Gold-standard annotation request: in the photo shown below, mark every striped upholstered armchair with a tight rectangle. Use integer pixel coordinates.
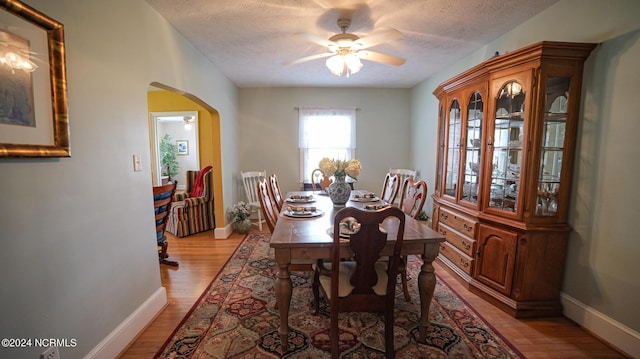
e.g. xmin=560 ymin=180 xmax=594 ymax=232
xmin=171 ymin=168 xmax=215 ymax=237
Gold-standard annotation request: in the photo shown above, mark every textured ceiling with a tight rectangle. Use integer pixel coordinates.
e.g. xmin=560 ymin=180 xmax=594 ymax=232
xmin=145 ymin=0 xmax=559 ymax=88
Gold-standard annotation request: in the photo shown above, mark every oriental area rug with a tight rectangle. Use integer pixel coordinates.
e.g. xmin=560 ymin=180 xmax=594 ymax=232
xmin=155 ymin=233 xmax=523 ymax=358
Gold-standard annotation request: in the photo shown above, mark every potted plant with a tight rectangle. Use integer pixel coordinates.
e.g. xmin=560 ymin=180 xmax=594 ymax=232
xmin=160 ymin=134 xmax=179 ymax=181
xmin=417 ymin=210 xmax=430 ymax=225
xmin=228 ymin=201 xmax=251 ymax=234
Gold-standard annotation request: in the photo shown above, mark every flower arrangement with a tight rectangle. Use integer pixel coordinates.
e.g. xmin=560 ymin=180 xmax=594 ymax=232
xmin=319 ymin=157 xmax=362 ymax=180
xmin=227 ymin=201 xmax=250 ymax=222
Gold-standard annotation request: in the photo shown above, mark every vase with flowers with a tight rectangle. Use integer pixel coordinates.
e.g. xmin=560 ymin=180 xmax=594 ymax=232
xmin=319 ymin=157 xmax=362 ymax=207
xmin=228 ymin=201 xmax=251 ymax=234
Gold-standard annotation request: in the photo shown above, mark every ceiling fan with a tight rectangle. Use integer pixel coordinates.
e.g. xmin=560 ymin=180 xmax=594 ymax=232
xmin=285 ymin=18 xmax=406 ymax=77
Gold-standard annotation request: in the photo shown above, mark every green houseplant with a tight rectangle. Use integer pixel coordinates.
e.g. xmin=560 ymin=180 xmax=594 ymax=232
xmin=160 ymin=134 xmax=179 ymax=181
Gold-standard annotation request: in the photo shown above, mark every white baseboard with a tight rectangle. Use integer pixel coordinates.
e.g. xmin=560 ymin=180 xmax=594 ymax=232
xmin=214 ymin=224 xmax=233 ymax=239
xmin=84 ymin=287 xmax=167 ymax=359
xmin=561 ymin=292 xmax=639 ymax=358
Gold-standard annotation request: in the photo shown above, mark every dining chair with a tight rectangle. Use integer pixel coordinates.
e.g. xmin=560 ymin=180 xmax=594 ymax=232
xmin=398 ymin=178 xmax=428 ymax=219
xmin=259 ymin=179 xmax=313 ymax=302
xmin=380 ymin=172 xmax=401 ymax=205
xmin=312 ymin=206 xmax=405 ymax=359
xmin=389 ymin=168 xmax=416 ymax=205
xmin=257 ymin=178 xmax=280 ymax=233
xmin=241 ymin=170 xmax=267 ymax=231
xmin=310 ymin=168 xmax=332 ymax=192
xmin=268 ymin=173 xmax=284 ymax=212
xmin=153 ymin=181 xmax=178 ymax=266
xmin=396 ymin=177 xmax=428 ymax=301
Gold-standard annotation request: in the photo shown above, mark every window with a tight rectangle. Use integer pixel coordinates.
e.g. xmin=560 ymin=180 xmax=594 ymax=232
xmin=298 ymin=108 xmax=356 ymax=182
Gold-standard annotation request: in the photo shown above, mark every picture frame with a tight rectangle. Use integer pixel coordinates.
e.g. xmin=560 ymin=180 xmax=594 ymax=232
xmin=176 ymin=140 xmax=188 ymax=155
xmin=0 ymin=0 xmax=70 ymax=157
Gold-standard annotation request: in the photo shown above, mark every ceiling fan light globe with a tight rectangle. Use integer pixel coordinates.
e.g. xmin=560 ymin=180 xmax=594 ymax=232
xmin=344 ymin=53 xmax=362 ymax=74
xmin=326 ymin=55 xmax=346 ymax=76
xmin=326 ymin=53 xmax=362 ymax=77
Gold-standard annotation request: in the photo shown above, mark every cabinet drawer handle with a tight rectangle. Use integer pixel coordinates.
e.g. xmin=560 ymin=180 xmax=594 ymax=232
xmin=439 ymin=229 xmax=447 ymax=236
xmin=441 ymin=213 xmax=448 ymax=220
xmin=462 ymin=241 xmax=470 ymax=250
xmin=439 ymin=244 xmax=446 ymax=251
xmin=460 ymin=259 xmax=469 ymax=267
xmin=463 ymin=223 xmax=472 ymax=231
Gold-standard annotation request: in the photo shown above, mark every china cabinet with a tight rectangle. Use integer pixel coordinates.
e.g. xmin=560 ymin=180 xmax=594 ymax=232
xmin=432 ymin=41 xmax=595 ymax=317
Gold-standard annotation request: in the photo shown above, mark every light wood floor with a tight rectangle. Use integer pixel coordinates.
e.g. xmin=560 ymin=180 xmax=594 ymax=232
xmin=118 ymin=228 xmax=629 ymax=359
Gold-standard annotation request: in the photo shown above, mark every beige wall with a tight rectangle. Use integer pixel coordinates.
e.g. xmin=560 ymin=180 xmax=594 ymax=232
xmin=238 ymin=87 xmax=412 ymax=198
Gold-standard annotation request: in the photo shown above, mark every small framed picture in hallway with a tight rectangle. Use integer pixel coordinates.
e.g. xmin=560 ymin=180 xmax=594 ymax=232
xmin=176 ymin=140 xmax=189 ymax=155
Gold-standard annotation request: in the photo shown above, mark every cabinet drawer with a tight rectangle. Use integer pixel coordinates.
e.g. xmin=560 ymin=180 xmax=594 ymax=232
xmin=439 ymin=208 xmax=477 ymax=237
xmin=439 ymin=241 xmax=474 ymax=275
xmin=437 ymin=222 xmax=475 ymax=257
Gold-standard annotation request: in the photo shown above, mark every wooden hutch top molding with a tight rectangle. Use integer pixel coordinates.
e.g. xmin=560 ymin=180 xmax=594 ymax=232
xmin=434 ymin=41 xmax=597 ymax=95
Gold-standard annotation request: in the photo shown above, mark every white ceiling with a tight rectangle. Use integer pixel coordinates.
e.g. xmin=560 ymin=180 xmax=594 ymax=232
xmin=145 ymin=0 xmax=559 ymax=88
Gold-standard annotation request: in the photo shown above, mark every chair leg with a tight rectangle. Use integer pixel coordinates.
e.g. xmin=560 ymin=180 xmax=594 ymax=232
xmin=312 ymin=267 xmax=320 ymax=315
xmin=385 ymin=311 xmax=395 ymax=359
xmin=400 ymin=256 xmax=411 ymax=302
xmin=401 ymin=271 xmax=411 ymax=303
xmin=331 ymin=307 xmax=339 ymax=359
xmin=257 ymin=207 xmax=263 ymax=231
xmin=159 ymin=242 xmax=179 ymax=267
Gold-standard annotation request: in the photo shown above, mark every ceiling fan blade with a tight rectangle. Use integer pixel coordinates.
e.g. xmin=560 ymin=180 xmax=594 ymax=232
xmin=354 ymin=28 xmax=402 ymax=50
xmin=284 ymin=52 xmax=334 ymax=66
xmin=296 ymin=32 xmax=336 ymax=48
xmin=357 ymin=50 xmax=406 ymax=66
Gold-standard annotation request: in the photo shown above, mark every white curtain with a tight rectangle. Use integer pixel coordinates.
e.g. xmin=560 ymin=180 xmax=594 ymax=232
xmin=298 ymin=108 xmax=356 ymax=182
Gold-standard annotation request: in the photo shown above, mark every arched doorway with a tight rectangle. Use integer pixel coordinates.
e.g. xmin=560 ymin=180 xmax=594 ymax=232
xmin=147 ymin=83 xmax=225 ymax=233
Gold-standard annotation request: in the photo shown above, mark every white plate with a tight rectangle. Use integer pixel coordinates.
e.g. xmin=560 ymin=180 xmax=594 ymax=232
xmin=283 ymin=209 xmax=324 ymax=218
xmin=351 ymin=196 xmax=380 ymax=202
xmin=286 ymin=197 xmax=315 ymax=203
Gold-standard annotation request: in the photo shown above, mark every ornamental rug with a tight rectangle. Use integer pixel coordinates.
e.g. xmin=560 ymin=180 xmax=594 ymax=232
xmin=155 ymin=233 xmax=523 ymax=359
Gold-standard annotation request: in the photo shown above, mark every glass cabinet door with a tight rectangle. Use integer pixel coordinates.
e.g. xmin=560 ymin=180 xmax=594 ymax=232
xmin=489 ymin=81 xmax=525 ymax=213
xmin=461 ymin=92 xmax=483 ymax=204
xmin=444 ymin=100 xmax=461 ymax=197
xmin=536 ymin=77 xmax=570 ymax=216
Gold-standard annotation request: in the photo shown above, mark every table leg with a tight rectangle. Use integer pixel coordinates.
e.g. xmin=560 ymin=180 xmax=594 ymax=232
xmin=275 ymin=261 xmax=292 ymax=352
xmin=417 ymin=244 xmax=439 ymax=342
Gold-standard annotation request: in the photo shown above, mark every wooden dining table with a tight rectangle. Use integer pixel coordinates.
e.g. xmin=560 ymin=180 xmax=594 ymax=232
xmin=269 ymin=190 xmax=445 ymax=351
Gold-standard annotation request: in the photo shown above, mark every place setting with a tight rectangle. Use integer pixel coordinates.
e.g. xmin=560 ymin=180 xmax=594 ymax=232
xmin=326 ymin=217 xmax=361 ymax=239
xmin=285 ymin=194 xmax=315 ymax=203
xmin=283 ymin=205 xmax=323 ymax=218
xmin=350 ymin=192 xmax=380 ymax=202
xmin=363 ymin=202 xmax=391 ymax=211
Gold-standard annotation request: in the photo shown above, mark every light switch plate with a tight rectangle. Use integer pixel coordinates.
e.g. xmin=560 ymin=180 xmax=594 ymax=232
xmin=133 ymin=154 xmax=142 ymax=172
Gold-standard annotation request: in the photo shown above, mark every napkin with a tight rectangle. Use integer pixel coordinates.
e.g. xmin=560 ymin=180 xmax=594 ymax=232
xmin=287 ymin=205 xmax=316 ymax=213
xmin=364 ymin=203 xmax=390 ymax=210
xmin=354 ymin=192 xmax=376 ymax=199
xmin=289 ymin=194 xmax=314 ymax=200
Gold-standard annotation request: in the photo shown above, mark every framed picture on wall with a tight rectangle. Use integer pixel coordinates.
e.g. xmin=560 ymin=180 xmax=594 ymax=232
xmin=0 ymin=0 xmax=70 ymax=157
xmin=176 ymin=140 xmax=188 ymax=155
